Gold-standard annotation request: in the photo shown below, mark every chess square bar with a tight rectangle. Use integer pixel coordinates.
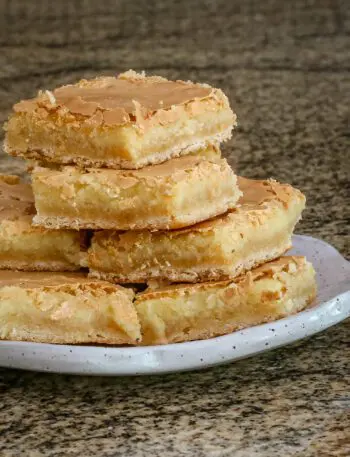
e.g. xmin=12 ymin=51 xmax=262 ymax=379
xmin=0 ymin=175 xmax=84 ymax=271
xmin=4 ymin=70 xmax=236 ymax=169
xmin=88 ymin=177 xmax=305 ymax=283
xmin=31 ymin=155 xmax=241 ymax=231
xmin=135 ymin=256 xmax=316 ymax=345
xmin=0 ymin=271 xmax=140 ymax=345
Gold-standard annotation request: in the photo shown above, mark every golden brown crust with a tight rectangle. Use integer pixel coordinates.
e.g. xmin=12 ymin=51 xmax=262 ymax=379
xmin=11 ymin=70 xmax=228 ymax=129
xmin=237 ymin=176 xmax=299 ymax=208
xmin=135 ymin=256 xmax=317 ymax=345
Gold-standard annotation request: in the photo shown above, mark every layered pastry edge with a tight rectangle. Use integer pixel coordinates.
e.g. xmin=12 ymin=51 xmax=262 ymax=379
xmin=30 ymin=155 xmax=241 ymax=230
xmin=4 ymin=70 xmax=236 ymax=169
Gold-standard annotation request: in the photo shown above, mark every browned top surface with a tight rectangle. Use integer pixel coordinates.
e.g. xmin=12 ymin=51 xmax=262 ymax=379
xmin=12 ymin=71 xmax=215 ymax=127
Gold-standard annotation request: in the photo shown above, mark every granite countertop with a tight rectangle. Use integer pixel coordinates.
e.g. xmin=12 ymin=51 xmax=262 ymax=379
xmin=0 ymin=1 xmax=349 ymax=456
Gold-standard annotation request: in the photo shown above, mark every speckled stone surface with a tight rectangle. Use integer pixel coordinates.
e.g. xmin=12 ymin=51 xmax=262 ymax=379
xmin=0 ymin=1 xmax=349 ymax=456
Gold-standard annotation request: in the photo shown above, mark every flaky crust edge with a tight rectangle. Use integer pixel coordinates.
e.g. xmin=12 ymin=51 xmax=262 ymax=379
xmin=32 ymin=195 xmax=241 ymax=231
xmin=4 ymin=127 xmax=233 ymax=169
xmin=88 ymin=242 xmax=291 ymax=283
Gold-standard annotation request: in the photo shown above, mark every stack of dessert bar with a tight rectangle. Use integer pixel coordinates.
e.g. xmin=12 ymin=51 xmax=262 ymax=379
xmin=0 ymin=71 xmax=316 ymax=346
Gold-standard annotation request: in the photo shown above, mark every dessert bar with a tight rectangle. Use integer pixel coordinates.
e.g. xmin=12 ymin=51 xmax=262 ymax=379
xmin=88 ymin=177 xmax=305 ymax=282
xmin=5 ymin=71 xmax=236 ymax=169
xmin=135 ymin=256 xmax=316 ymax=345
xmin=31 ymin=156 xmax=241 ymax=230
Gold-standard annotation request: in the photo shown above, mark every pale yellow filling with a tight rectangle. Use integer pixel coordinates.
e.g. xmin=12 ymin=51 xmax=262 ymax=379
xmin=135 ymin=260 xmax=316 ymax=344
xmin=89 ymin=230 xmax=221 ymax=274
xmin=33 ymin=175 xmax=173 ymax=222
xmin=0 ymin=220 xmax=82 ymax=269
xmin=88 ymin=194 xmax=304 ymax=280
xmin=6 ymin=107 xmax=233 ymax=166
xmin=0 ymin=285 xmax=140 ymax=344
xmin=32 ymin=160 xmax=239 ymax=229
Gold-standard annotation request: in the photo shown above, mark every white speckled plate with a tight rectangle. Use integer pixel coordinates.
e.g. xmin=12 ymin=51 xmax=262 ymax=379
xmin=1 ymin=235 xmax=349 ymax=376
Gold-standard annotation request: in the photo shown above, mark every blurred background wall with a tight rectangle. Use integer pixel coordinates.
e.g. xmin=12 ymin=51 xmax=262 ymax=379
xmin=0 ymin=0 xmax=349 ymax=254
